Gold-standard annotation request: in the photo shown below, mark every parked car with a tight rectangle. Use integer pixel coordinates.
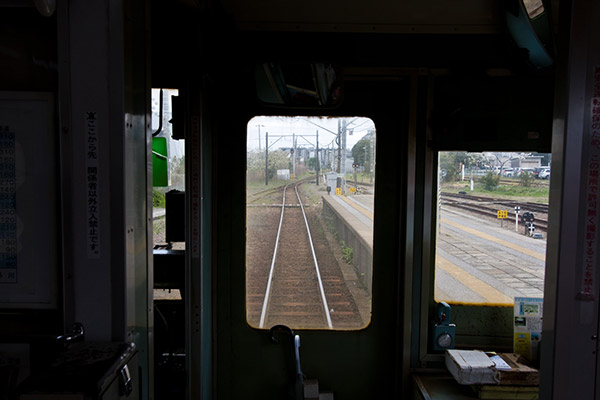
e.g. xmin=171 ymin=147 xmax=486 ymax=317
xmin=538 ymin=169 xmax=550 ymax=179
xmin=501 ymin=168 xmax=514 ymax=177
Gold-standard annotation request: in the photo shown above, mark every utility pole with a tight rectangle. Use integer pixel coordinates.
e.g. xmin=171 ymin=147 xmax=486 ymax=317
xmin=292 ymin=133 xmax=296 ymax=178
xmin=364 ymin=143 xmax=368 ymax=183
xmin=337 ymin=119 xmax=342 ymax=173
xmin=256 ymin=124 xmax=263 ymax=150
xmin=370 ymin=130 xmax=375 ymax=183
xmin=265 ymin=132 xmax=269 ymax=186
xmin=341 ymin=119 xmax=347 ymax=176
xmin=316 ymin=130 xmax=319 ymax=185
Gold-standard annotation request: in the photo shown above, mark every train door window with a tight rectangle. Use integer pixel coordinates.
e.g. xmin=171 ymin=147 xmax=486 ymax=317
xmin=151 ymin=88 xmax=184 ymax=300
xmin=434 ymin=151 xmax=550 ymax=306
xmin=246 ymin=116 xmax=375 ymax=330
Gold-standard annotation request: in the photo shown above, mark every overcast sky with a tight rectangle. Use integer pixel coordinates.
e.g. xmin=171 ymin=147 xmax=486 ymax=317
xmin=247 ymin=116 xmax=375 ymax=152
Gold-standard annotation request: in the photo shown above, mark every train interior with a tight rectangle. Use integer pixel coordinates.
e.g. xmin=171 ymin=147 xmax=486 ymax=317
xmin=1 ymin=0 xmax=599 ymax=398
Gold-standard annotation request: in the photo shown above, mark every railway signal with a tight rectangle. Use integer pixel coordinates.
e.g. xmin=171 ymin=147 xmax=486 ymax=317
xmin=522 ymin=212 xmax=535 ymax=223
xmin=515 ymin=206 xmax=520 ymax=231
xmin=520 ymin=212 xmax=535 ymax=234
xmin=525 ymin=221 xmax=536 ymax=236
xmin=497 ymin=210 xmax=508 ymax=227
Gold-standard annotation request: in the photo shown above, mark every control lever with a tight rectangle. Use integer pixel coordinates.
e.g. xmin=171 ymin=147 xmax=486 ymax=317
xmin=269 ymin=325 xmax=304 ymax=400
xmin=294 ymin=334 xmax=304 ymax=387
xmin=56 ymin=322 xmax=85 ymax=345
xmin=119 ymin=364 xmax=133 ymax=396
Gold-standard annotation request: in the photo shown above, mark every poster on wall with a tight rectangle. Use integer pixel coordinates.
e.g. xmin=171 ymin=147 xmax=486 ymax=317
xmin=0 ymin=92 xmax=58 ymax=308
xmin=514 ymin=297 xmax=543 ymax=361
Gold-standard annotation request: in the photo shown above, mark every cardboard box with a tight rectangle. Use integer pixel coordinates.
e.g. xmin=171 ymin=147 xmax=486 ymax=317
xmin=445 ymin=350 xmax=499 ymax=385
xmin=495 ymin=353 xmax=539 ymax=386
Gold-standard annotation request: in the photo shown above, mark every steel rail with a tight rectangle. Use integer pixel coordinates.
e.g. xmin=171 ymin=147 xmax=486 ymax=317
xmin=258 ymin=183 xmax=289 ymax=329
xmin=258 ymin=181 xmax=333 ymax=329
xmin=294 ymin=184 xmax=333 ymax=329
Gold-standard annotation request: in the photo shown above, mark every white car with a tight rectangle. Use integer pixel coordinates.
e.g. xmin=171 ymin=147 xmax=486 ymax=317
xmin=538 ymin=169 xmax=550 ymax=179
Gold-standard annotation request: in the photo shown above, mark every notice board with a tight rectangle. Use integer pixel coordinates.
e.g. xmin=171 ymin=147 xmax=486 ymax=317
xmin=0 ymin=92 xmax=58 ymax=308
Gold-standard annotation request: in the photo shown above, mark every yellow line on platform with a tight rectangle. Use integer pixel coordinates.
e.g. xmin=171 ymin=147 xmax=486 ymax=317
xmin=336 ymin=195 xmax=374 ymax=220
xmin=441 ymin=217 xmax=545 ymax=261
xmin=436 ymin=255 xmax=514 ymax=305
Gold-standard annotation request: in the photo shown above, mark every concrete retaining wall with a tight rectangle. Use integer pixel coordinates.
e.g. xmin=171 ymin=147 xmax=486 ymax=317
xmin=322 ymin=196 xmax=373 ymax=295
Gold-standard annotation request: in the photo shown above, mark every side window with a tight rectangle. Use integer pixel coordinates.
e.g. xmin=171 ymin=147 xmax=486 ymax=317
xmin=151 ymin=88 xmax=184 ymax=300
xmin=435 ymin=152 xmax=550 ymax=305
xmin=246 ymin=116 xmax=375 ymax=330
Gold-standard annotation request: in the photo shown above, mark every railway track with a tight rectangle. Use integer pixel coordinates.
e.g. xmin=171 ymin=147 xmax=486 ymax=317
xmin=247 ymin=176 xmax=316 ymax=205
xmin=441 ymin=192 xmax=548 ymax=213
xmin=440 ymin=192 xmax=548 ymax=232
xmin=346 ymin=180 xmax=374 ymax=195
xmin=246 ymin=181 xmax=363 ymax=330
xmin=259 ymin=182 xmax=332 ymax=329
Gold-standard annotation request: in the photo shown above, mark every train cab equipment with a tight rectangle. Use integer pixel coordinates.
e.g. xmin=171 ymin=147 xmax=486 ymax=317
xmin=431 ymin=302 xmax=456 ymax=352
xmin=2 ymin=0 xmax=600 ymax=399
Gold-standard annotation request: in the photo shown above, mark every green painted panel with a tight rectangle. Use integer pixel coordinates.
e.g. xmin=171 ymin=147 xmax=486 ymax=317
xmin=152 ymin=137 xmax=168 ymax=186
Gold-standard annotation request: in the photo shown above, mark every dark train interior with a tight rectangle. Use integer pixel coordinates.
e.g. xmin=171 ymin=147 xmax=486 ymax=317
xmin=1 ymin=0 xmax=599 ymax=399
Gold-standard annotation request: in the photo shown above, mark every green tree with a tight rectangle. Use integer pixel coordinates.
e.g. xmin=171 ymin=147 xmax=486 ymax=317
xmin=519 ymin=171 xmax=534 ymax=187
xmin=488 ymin=152 xmax=521 ymax=176
xmin=482 ymin=172 xmax=500 ymax=191
xmin=439 ymin=152 xmax=459 ymax=182
xmin=439 ymin=152 xmax=486 ymax=182
xmin=153 ymin=189 xmax=166 ymax=207
xmin=351 ymin=137 xmax=372 ymax=173
xmin=247 ymin=149 xmax=290 ymax=181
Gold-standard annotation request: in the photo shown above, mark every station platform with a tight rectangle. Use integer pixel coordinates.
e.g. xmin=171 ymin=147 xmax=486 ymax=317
xmin=321 ymin=194 xmax=374 ymax=294
xmin=321 ymin=194 xmax=373 ymax=243
xmin=321 ymin=192 xmax=547 ymax=305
